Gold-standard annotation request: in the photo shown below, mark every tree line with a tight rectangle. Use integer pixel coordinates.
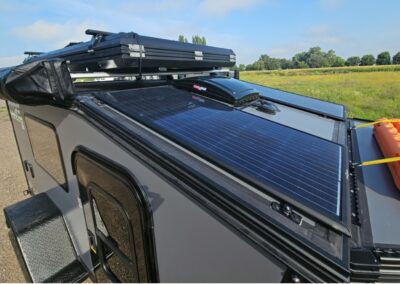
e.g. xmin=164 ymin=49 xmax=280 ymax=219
xmin=239 ymin=47 xmax=400 ymax=71
xmin=178 ymin=34 xmax=207 ymax=45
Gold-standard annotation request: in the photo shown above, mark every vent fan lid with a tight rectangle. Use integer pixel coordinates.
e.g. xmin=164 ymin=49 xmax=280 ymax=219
xmin=173 ymin=76 xmax=260 ymax=106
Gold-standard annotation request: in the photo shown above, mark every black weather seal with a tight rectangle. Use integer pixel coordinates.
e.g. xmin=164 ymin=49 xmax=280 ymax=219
xmin=348 ymin=120 xmax=373 ymax=246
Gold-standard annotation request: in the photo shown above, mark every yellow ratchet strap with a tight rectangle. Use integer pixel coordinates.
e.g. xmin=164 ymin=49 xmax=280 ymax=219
xmin=90 ymin=245 xmax=97 ymax=254
xmin=355 ymin=119 xmax=400 ymax=129
xmin=355 ymin=157 xmax=400 ymax=167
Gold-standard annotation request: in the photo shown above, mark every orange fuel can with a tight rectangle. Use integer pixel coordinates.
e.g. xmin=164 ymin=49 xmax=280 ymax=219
xmin=373 ymin=119 xmax=400 ymax=190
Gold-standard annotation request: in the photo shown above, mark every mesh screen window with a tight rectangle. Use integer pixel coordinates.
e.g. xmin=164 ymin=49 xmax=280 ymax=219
xmin=25 ymin=115 xmax=67 ymax=190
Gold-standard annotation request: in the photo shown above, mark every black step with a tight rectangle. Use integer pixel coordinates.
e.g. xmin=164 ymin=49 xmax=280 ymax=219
xmin=4 ymin=193 xmax=88 ymax=283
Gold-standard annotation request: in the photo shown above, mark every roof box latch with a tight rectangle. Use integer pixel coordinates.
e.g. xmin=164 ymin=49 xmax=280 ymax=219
xmin=128 ymin=44 xmax=145 ymax=58
xmin=194 ymin=51 xmax=203 ymax=61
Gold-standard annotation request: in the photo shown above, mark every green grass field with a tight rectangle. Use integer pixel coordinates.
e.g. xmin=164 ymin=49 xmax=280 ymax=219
xmin=241 ymin=65 xmax=400 ymax=120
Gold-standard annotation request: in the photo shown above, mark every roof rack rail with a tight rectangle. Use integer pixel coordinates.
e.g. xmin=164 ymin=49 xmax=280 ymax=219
xmin=65 ymin=42 xmax=83 ymax=47
xmin=24 ymin=51 xmax=44 ymax=56
xmin=85 ymin=29 xmax=113 ymax=37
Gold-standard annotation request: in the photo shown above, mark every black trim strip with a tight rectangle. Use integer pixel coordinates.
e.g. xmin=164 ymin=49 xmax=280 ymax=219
xmin=348 ymin=121 xmax=374 ymax=247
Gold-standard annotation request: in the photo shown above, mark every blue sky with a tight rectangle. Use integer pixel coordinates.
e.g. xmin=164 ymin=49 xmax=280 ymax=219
xmin=1 ymin=0 xmax=399 ymax=67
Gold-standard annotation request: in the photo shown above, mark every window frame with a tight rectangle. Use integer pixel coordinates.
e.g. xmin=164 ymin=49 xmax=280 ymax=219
xmin=72 ymin=146 xmax=159 ymax=282
xmin=88 ymin=182 xmax=139 ymax=282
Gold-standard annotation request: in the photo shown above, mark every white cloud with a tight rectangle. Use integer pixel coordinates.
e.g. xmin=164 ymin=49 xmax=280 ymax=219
xmin=199 ymin=0 xmax=263 ymax=16
xmin=12 ymin=20 xmax=109 ymax=49
xmin=0 ymin=55 xmax=25 ymax=67
xmin=4 ymin=0 xmax=268 ymax=64
xmin=13 ymin=20 xmax=70 ymax=41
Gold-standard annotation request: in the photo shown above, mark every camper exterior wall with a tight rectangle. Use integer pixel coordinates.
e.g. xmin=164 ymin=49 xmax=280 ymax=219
xmin=8 ymin=102 xmax=286 ymax=282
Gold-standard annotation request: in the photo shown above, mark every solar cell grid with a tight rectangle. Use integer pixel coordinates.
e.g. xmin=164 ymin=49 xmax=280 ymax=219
xmin=94 ymin=86 xmax=343 ymax=220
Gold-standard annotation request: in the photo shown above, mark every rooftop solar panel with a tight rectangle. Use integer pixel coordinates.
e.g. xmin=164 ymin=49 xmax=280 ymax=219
xmin=94 ymin=86 xmax=343 ymax=220
xmin=245 ymin=82 xmax=346 ymax=120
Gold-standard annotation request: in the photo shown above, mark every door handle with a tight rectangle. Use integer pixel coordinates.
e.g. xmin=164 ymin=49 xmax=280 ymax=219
xmin=23 ymin=160 xmax=35 ymax=178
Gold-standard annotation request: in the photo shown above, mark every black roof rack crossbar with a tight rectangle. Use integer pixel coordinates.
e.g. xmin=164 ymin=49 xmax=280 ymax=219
xmin=24 ymin=51 xmax=44 ymax=56
xmin=85 ymin=29 xmax=113 ymax=37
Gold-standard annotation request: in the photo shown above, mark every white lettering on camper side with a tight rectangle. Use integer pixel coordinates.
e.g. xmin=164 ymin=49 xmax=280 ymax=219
xmin=8 ymin=101 xmax=25 ymax=130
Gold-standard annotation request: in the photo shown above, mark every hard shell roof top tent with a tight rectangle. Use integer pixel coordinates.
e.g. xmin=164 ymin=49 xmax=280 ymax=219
xmin=1 ymin=29 xmax=400 ymax=282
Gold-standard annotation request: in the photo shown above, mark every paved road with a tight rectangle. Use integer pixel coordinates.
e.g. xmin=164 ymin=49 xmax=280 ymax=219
xmin=0 ymin=100 xmax=27 ymax=282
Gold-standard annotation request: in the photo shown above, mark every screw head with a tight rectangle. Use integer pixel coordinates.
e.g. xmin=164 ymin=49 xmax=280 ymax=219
xmin=292 ymin=275 xmax=301 ymax=283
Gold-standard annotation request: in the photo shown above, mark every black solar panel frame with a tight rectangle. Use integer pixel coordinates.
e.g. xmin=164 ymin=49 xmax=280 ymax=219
xmin=92 ymin=86 xmax=350 ymax=234
xmin=154 ymin=110 xmax=348 ymax=221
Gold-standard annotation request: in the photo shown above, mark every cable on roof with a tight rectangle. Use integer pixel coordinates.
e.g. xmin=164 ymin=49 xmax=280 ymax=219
xmin=353 ymin=156 xmax=400 ymax=167
xmin=354 ymin=119 xmax=400 ymax=129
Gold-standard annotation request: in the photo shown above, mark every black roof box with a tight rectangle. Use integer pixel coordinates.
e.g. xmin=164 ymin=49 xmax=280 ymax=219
xmin=173 ymin=76 xmax=260 ymax=106
xmin=25 ymin=30 xmax=236 ymax=73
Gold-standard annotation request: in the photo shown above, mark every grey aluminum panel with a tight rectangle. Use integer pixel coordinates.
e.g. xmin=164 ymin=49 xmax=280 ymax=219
xmin=242 ymin=102 xmax=336 ymax=140
xmin=354 ymin=124 xmax=400 ymax=245
xmin=245 ymin=82 xmax=345 ymax=120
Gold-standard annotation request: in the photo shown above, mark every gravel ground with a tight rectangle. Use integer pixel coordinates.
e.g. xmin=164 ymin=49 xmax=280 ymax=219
xmin=0 ymin=100 xmax=27 ymax=282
